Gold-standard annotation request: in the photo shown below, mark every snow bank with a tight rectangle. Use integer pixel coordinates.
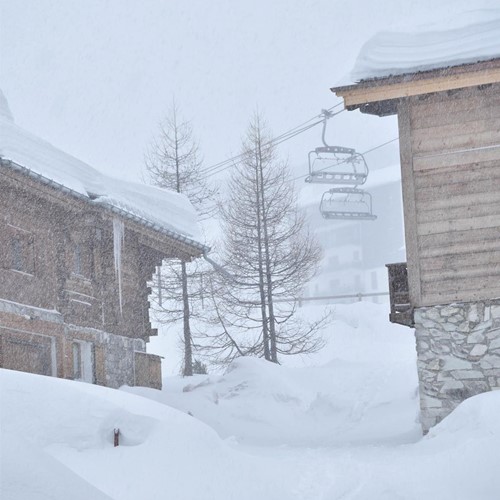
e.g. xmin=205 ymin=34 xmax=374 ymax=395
xmin=130 ymin=302 xmax=421 ymax=447
xmin=2 ymin=432 xmax=113 ymax=500
xmin=4 ymin=300 xmax=500 ymax=499
xmin=132 ymin=301 xmax=500 ymax=499
xmin=338 ymin=391 xmax=500 ymax=500
xmin=0 ymin=368 xmax=294 ymax=500
xmin=0 ymin=90 xmax=202 ymax=244
xmin=351 ymin=10 xmax=500 ymax=82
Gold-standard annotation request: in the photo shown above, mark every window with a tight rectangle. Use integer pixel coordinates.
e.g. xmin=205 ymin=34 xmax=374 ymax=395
xmin=11 ymin=237 xmax=24 ymax=271
xmin=8 ymin=226 xmax=35 ymax=274
xmin=71 ymin=240 xmax=92 ymax=278
xmin=3 ymin=333 xmax=54 ymax=377
xmin=73 ymin=243 xmax=83 ymax=275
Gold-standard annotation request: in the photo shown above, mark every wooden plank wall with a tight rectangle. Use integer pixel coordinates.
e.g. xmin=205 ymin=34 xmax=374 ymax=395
xmin=403 ymin=84 xmax=500 ymax=306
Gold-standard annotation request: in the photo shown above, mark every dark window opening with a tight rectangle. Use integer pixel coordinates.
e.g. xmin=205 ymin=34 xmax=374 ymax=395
xmin=71 ymin=239 xmax=93 ymax=279
xmin=9 ymin=229 xmax=35 ymax=274
xmin=73 ymin=243 xmax=83 ymax=275
xmin=11 ymin=238 xmax=24 ymax=271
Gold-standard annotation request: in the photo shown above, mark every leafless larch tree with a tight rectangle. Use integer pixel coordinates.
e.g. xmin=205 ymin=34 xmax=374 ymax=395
xmin=196 ymin=113 xmax=327 ymax=366
xmin=145 ymin=103 xmax=216 ymax=376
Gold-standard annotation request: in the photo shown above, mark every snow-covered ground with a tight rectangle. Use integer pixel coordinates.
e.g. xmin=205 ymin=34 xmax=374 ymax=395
xmin=2 ymin=301 xmax=500 ymax=499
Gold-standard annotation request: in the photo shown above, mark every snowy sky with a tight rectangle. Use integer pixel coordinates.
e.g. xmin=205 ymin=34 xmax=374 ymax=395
xmin=1 ymin=0 xmax=497 ymax=185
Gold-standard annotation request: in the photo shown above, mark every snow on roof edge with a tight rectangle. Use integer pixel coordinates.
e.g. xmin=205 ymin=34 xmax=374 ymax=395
xmin=350 ymin=11 xmax=500 ymax=84
xmin=1 ymin=157 xmax=208 ymax=254
xmin=356 ymin=57 xmax=500 ymax=87
xmin=0 ymin=93 xmax=207 ymax=253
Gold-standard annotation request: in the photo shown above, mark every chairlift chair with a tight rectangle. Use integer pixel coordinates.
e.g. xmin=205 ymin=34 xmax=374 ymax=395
xmin=306 ymin=147 xmax=368 ymax=185
xmin=305 ymin=110 xmax=368 ymax=186
xmin=320 ymin=187 xmax=377 ymax=221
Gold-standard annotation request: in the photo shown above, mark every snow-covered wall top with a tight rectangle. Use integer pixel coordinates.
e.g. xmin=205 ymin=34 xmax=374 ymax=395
xmin=351 ymin=10 xmax=500 ymax=82
xmin=0 ymin=90 xmax=203 ymax=247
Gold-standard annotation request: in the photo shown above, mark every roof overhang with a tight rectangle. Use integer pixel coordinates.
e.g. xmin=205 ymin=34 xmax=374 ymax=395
xmin=0 ymin=158 xmax=209 ymax=259
xmin=331 ymin=58 xmax=500 ymax=116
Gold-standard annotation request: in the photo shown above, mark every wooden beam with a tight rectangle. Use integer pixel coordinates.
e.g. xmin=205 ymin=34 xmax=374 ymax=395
xmin=333 ymin=60 xmax=500 ymax=111
xmin=398 ymin=100 xmax=422 ymax=307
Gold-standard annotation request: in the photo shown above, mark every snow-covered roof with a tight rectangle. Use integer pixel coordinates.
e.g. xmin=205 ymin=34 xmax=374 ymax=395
xmin=0 ymin=90 xmax=205 ymax=252
xmin=351 ymin=10 xmax=500 ymax=82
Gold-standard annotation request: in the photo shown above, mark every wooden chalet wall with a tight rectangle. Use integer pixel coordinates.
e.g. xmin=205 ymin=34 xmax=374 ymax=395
xmin=398 ymin=83 xmax=500 ymax=307
xmin=0 ymin=169 xmax=162 ymax=339
xmin=0 ymin=166 xmax=177 ymax=387
xmin=333 ymin=60 xmax=500 ymax=431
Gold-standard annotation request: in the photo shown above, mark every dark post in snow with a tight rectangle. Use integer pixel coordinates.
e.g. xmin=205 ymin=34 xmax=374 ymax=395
xmin=114 ymin=428 xmax=120 ymax=447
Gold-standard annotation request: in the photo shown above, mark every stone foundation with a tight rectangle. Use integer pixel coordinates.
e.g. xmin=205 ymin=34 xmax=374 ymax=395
xmin=414 ymin=299 xmax=500 ymax=432
xmin=102 ymin=332 xmax=145 ymax=388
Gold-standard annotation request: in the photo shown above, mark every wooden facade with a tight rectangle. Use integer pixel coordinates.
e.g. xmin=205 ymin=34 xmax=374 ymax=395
xmin=333 ymin=59 xmax=500 ymax=314
xmin=332 ymin=46 xmax=500 ymax=431
xmin=399 ymin=86 xmax=500 ymax=307
xmin=0 ymin=158 xmax=203 ymax=389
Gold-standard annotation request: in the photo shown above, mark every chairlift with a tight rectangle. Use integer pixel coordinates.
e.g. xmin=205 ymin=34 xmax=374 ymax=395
xmin=305 ymin=110 xmax=368 ymax=186
xmin=320 ymin=187 xmax=377 ymax=221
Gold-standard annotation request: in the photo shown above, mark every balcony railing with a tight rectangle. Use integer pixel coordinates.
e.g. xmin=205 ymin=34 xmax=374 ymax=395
xmin=386 ymin=262 xmax=414 ymax=327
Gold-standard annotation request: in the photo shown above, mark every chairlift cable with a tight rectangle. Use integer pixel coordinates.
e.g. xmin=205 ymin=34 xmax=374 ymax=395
xmin=198 ymin=102 xmax=345 ymax=179
xmin=199 ymin=112 xmax=344 ymax=179
xmin=196 ymin=105 xmax=398 ymax=188
xmin=291 ymin=137 xmax=399 ymax=183
xmin=198 ymin=110 xmax=339 ymax=178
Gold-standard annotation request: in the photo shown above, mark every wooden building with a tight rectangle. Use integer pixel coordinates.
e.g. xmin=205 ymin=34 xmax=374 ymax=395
xmin=0 ymin=91 xmax=206 ymax=389
xmin=333 ymin=47 xmax=500 ymax=431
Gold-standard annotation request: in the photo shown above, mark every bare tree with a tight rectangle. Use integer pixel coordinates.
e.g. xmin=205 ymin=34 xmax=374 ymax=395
xmin=145 ymin=102 xmax=215 ymax=376
xmin=198 ymin=113 xmax=326 ymax=365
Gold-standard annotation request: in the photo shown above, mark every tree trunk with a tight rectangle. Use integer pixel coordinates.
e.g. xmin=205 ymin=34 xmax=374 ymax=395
xmin=254 ymin=152 xmax=271 ymax=361
xmin=256 ymin=136 xmax=278 ymax=363
xmin=181 ymin=260 xmax=193 ymax=376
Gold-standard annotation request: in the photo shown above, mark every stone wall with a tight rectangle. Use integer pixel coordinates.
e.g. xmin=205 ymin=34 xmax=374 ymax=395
xmin=414 ymin=299 xmax=500 ymax=432
xmin=101 ymin=332 xmax=146 ymax=388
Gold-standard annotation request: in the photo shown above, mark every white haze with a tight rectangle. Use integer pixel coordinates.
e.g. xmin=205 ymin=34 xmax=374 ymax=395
xmin=1 ymin=0 xmax=498 ymax=186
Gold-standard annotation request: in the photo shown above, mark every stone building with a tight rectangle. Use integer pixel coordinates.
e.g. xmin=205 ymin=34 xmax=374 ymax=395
xmin=0 ymin=90 xmax=206 ymax=389
xmin=332 ymin=19 xmax=500 ymax=431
